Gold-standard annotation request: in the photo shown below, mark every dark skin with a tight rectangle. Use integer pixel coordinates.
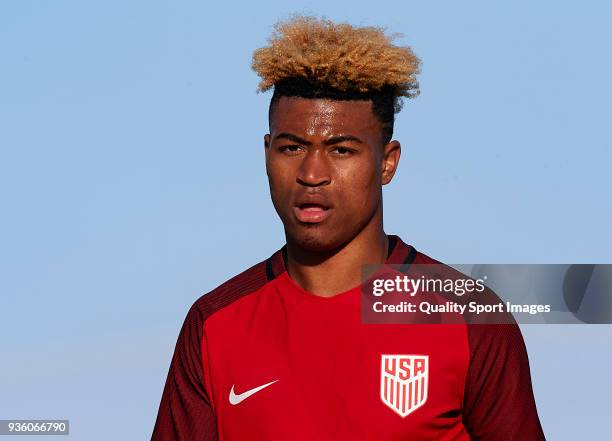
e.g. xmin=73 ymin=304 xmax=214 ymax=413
xmin=264 ymin=96 xmax=402 ymax=297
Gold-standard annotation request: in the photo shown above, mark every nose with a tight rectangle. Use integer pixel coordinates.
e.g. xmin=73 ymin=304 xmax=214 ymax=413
xmin=296 ymin=149 xmax=331 ymax=187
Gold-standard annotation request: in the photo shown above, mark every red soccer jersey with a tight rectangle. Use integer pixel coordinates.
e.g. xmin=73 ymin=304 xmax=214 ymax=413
xmin=152 ymin=235 xmax=545 ymax=440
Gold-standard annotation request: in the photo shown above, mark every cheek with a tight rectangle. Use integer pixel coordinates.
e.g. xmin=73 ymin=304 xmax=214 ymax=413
xmin=337 ymin=157 xmax=380 ymax=190
xmin=267 ymin=161 xmax=292 ymax=204
xmin=335 ymin=161 xmax=381 ymax=208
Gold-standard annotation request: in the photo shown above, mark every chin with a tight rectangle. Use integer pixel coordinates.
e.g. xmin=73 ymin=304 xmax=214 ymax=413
xmin=286 ymin=220 xmax=357 ymax=254
xmin=287 ymin=225 xmax=344 ymax=253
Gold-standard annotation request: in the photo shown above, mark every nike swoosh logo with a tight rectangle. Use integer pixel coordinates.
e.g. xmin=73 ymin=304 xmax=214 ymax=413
xmin=229 ymin=379 xmax=278 ymax=405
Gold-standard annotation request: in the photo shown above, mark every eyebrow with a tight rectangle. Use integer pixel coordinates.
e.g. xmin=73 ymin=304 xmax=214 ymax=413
xmin=273 ymin=132 xmax=364 ymax=146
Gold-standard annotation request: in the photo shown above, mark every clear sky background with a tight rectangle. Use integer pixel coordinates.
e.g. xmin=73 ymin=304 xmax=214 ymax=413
xmin=1 ymin=0 xmax=611 ymax=439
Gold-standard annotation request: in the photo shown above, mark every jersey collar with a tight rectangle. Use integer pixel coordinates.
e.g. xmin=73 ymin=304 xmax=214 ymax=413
xmin=265 ymin=234 xmax=417 ymax=282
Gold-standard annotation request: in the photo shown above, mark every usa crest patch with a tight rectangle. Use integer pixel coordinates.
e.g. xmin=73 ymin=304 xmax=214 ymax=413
xmin=380 ymin=354 xmax=429 ymax=417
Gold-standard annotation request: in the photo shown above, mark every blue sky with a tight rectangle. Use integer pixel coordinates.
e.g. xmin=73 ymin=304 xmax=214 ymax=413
xmin=1 ymin=1 xmax=611 ymax=439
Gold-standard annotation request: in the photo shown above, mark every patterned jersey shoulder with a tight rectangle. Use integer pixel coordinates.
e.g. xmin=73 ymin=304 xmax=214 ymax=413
xmin=413 ymin=250 xmax=443 ymax=265
xmin=190 ymin=256 xmax=275 ymax=324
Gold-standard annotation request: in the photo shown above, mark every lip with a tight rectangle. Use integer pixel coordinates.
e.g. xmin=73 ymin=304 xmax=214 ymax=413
xmin=293 ymin=204 xmax=332 ymax=223
xmin=292 ymin=193 xmax=333 ymax=224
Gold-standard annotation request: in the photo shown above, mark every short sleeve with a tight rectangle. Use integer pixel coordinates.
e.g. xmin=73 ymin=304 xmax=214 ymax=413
xmin=151 ymin=303 xmax=218 ymax=441
xmin=462 ymin=323 xmax=546 ymax=440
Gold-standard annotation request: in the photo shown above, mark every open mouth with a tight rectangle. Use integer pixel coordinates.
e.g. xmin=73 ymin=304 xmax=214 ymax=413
xmin=293 ymin=203 xmax=332 ymax=223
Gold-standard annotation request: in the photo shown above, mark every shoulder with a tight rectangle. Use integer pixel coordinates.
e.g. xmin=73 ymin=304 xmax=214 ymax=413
xmin=413 ymin=249 xmax=443 ymax=265
xmin=185 ymin=249 xmax=282 ymax=325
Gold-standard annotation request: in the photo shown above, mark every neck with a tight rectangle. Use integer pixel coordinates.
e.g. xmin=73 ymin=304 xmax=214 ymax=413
xmin=284 ymin=217 xmax=388 ymax=297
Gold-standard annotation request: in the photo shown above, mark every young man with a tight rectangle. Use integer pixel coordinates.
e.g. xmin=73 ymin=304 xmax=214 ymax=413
xmin=152 ymin=16 xmax=545 ymax=440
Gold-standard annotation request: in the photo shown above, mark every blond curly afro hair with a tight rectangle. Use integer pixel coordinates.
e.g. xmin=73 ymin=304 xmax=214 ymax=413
xmin=252 ymin=15 xmax=421 ymax=142
xmin=252 ymin=15 xmax=420 ymax=96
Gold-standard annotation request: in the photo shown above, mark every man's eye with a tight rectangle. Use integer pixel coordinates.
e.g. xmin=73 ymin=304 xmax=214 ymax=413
xmin=332 ymin=146 xmax=353 ymax=155
xmin=279 ymin=145 xmax=303 ymax=154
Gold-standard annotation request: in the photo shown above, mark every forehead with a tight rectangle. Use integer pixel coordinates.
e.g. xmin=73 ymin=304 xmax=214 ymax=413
xmin=270 ymin=96 xmax=381 ymax=140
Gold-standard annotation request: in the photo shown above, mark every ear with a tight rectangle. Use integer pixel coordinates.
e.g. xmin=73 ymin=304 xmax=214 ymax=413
xmin=264 ymin=134 xmax=271 ymax=174
xmin=381 ymin=140 xmax=401 ymax=185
